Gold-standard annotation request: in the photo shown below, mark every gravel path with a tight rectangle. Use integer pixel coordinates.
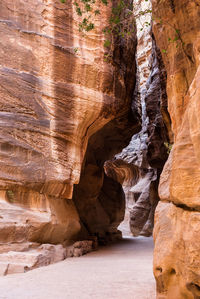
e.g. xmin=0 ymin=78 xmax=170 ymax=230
xmin=0 ymin=237 xmax=156 ymax=299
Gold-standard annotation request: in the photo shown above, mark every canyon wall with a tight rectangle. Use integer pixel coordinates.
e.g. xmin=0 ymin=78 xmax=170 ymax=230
xmin=105 ymin=36 xmax=170 ymax=238
xmin=0 ymin=0 xmax=140 ymax=273
xmin=106 ymin=0 xmax=169 ymax=238
xmin=152 ymin=0 xmax=200 ymax=297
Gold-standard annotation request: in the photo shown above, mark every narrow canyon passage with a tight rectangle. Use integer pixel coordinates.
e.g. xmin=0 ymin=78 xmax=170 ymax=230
xmin=1 ymin=0 xmax=200 ymax=297
xmin=0 ymin=237 xmax=155 ymax=299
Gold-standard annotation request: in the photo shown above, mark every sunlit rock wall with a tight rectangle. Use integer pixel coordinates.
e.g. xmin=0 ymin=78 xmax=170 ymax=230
xmin=152 ymin=0 xmax=200 ymax=297
xmin=0 ymin=0 xmax=140 ymax=267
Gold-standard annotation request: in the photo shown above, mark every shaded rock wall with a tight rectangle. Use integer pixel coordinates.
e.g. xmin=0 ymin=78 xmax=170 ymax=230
xmin=105 ymin=37 xmax=170 ymax=238
xmin=73 ymin=114 xmax=139 ymax=242
xmin=104 ymin=0 xmax=154 ymax=237
xmin=105 ymin=0 xmax=170 ymax=238
xmin=152 ymin=0 xmax=200 ymax=297
xmin=145 ymin=36 xmax=171 ymax=171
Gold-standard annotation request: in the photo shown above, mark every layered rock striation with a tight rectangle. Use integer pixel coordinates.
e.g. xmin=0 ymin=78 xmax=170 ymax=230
xmin=152 ymin=0 xmax=200 ymax=297
xmin=0 ymin=0 xmax=140 ymax=273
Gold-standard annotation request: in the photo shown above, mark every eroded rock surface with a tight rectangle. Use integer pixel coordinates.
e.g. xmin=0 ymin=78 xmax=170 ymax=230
xmin=0 ymin=0 xmax=140 ymax=272
xmin=154 ymin=202 xmax=200 ymax=299
xmin=105 ymin=1 xmax=169 ymax=238
xmin=73 ymin=114 xmax=137 ymax=243
xmin=152 ymin=0 xmax=200 ymax=297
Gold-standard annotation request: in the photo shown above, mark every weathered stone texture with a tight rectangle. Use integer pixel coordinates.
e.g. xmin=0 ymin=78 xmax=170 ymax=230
xmin=152 ymin=0 xmax=200 ymax=296
xmin=145 ymin=37 xmax=170 ymax=171
xmin=0 ymin=0 xmax=137 ymax=197
xmin=106 ymin=25 xmax=169 ymax=238
xmin=154 ymin=202 xmax=200 ymax=299
xmin=0 ymin=0 xmax=140 ymax=271
xmin=73 ymin=114 xmax=138 ymax=242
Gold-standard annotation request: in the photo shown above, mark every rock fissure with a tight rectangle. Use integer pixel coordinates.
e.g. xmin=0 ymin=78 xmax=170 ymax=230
xmin=173 ymin=202 xmax=200 ymax=213
xmin=169 ymin=0 xmax=175 ymax=13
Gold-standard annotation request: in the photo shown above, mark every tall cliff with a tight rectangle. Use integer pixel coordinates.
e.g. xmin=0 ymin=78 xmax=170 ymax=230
xmin=104 ymin=0 xmax=170 ymax=238
xmin=152 ymin=0 xmax=200 ymax=297
xmin=0 ymin=0 xmax=140 ymax=273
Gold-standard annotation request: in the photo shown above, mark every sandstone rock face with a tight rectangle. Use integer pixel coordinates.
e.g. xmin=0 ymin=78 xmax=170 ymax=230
xmin=0 ymin=0 xmax=138 ymax=198
xmin=104 ymin=135 xmax=158 ymax=237
xmin=105 ymin=1 xmax=169 ymax=238
xmin=73 ymin=115 xmax=135 ymax=243
xmin=145 ymin=37 xmax=170 ymax=171
xmin=0 ymin=0 xmax=140 ymax=271
xmin=103 ymin=0 xmax=154 ymax=237
xmin=152 ymin=0 xmax=200 ymax=296
xmin=154 ymin=202 xmax=200 ymax=299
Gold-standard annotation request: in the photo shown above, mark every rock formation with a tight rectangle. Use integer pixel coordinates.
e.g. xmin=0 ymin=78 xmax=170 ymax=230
xmin=0 ymin=0 xmax=141 ymax=273
xmin=152 ymin=0 xmax=200 ymax=297
xmin=1 ymin=0 xmax=199 ymax=291
xmin=105 ymin=0 xmax=169 ymax=238
xmin=104 ymin=37 xmax=170 ymax=238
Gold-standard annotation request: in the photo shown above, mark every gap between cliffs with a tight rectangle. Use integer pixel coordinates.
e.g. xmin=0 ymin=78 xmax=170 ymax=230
xmin=72 ymin=1 xmax=171 ymax=245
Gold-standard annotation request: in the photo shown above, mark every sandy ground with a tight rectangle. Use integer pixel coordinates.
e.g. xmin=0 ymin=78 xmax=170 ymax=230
xmin=0 ymin=237 xmax=156 ymax=299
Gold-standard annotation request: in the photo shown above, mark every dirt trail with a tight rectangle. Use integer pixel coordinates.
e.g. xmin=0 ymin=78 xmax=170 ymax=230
xmin=0 ymin=237 xmax=156 ymax=299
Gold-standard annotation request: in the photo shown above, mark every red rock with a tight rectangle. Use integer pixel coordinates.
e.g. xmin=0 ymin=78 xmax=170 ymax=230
xmin=0 ymin=0 xmax=140 ymax=272
xmin=152 ymin=0 xmax=200 ymax=296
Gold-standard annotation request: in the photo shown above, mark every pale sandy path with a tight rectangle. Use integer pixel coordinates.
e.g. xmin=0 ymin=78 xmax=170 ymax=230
xmin=0 ymin=237 xmax=156 ymax=299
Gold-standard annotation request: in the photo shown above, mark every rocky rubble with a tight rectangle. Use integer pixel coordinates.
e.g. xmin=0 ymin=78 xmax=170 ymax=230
xmin=0 ymin=240 xmax=94 ymax=276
